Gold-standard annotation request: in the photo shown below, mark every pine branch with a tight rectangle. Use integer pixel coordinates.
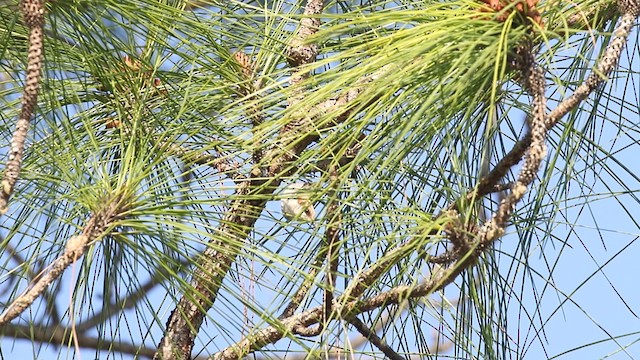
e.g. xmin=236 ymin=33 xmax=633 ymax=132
xmin=212 ymin=4 xmax=639 ymax=357
xmin=0 ymin=0 xmax=46 ymax=215
xmin=456 ymin=5 xmax=637 ymax=213
xmin=348 ymin=316 xmax=407 ymax=360
xmin=0 ymin=193 xmax=130 ymax=326
xmin=153 ymin=1 xmax=327 ymax=358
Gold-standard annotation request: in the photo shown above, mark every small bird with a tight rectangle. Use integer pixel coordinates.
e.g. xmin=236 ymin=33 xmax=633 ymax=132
xmin=281 ymin=182 xmax=316 ymax=223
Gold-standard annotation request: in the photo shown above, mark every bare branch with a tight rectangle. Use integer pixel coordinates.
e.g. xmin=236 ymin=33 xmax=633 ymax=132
xmin=0 ymin=0 xmax=46 ymax=215
xmin=348 ymin=316 xmax=406 ymax=360
xmin=4 ymin=323 xmax=157 ymax=359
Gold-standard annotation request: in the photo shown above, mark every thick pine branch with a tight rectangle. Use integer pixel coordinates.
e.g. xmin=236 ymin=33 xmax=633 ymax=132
xmin=153 ymin=1 xmax=327 ymax=358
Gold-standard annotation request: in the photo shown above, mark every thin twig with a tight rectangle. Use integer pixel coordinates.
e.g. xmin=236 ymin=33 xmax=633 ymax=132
xmin=348 ymin=316 xmax=406 ymax=360
xmin=4 ymin=323 xmax=157 ymax=359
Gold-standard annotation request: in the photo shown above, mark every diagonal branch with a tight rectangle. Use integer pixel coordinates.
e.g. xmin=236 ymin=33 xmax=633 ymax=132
xmin=153 ymin=1 xmax=326 ymax=358
xmin=0 ymin=193 xmax=130 ymax=326
xmin=2 ymin=240 xmax=61 ymax=324
xmin=459 ymin=6 xmax=638 ymax=209
xmin=347 ymin=316 xmax=406 ymax=360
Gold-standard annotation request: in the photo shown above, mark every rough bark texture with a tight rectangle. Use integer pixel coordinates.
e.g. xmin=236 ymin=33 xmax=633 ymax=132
xmin=0 ymin=0 xmax=45 ymax=215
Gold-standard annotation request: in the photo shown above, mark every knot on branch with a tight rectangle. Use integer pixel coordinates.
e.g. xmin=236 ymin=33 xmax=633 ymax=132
xmin=82 ymin=192 xmax=131 ymax=240
xmin=430 ymin=211 xmax=480 ymax=264
xmin=287 ymin=43 xmax=319 ymax=67
xmin=444 ymin=217 xmax=474 ymax=251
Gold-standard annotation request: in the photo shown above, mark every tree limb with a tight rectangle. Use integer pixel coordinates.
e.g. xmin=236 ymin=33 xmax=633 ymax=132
xmin=347 ymin=316 xmax=406 ymax=360
xmin=0 ymin=0 xmax=46 ymax=215
xmin=0 ymin=193 xmax=130 ymax=326
xmin=153 ymin=1 xmax=327 ymax=358
xmin=456 ymin=5 xmax=637 ymax=212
